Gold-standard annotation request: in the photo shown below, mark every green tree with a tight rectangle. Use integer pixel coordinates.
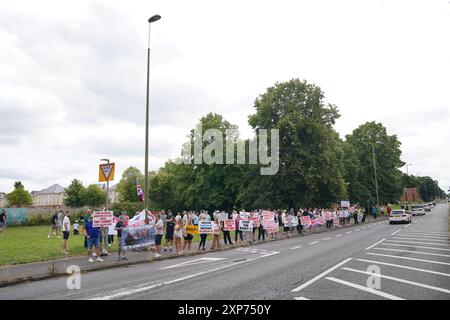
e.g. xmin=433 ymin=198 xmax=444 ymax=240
xmin=116 ymin=166 xmax=144 ymax=203
xmin=401 ymin=173 xmax=421 ymax=189
xmin=150 ymin=113 xmax=244 ymax=212
xmin=6 ymin=181 xmax=32 ymax=207
xmin=342 ymin=141 xmax=372 ymax=204
xmin=247 ymin=79 xmax=347 ymax=208
xmin=418 ymin=176 xmax=444 ymax=202
xmin=345 ymin=122 xmax=404 ymax=205
xmin=83 ymin=184 xmax=106 ymax=207
xmin=63 ymin=179 xmax=86 ymax=207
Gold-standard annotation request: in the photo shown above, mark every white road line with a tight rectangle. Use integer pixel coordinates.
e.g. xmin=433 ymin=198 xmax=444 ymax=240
xmin=341 ymin=267 xmax=450 ymax=294
xmin=322 ymin=238 xmax=332 ymax=241
xmin=356 ymin=229 xmax=361 ymax=231
xmin=91 ymin=247 xmax=281 ymax=299
xmin=362 ymin=227 xmax=367 ymax=230
xmin=309 ymin=241 xmax=319 ymax=245
xmin=386 ymin=240 xmax=449 ymax=247
xmin=391 ymin=229 xmax=402 ymax=236
xmin=355 ymin=258 xmax=450 ymax=277
xmin=395 ymin=234 xmax=450 ymax=239
xmin=346 ymin=231 xmax=352 ymax=234
xmin=392 ymin=236 xmax=449 ymax=243
xmin=404 ymin=225 xmax=410 ymax=229
xmin=291 ymin=258 xmax=352 ymax=292
xmin=91 ymin=283 xmax=163 ymax=300
xmin=291 ymin=245 xmax=303 ymax=250
xmin=365 ymin=238 xmax=386 ymax=250
xmin=365 ymin=253 xmax=450 ymax=266
xmin=380 ymin=243 xmax=450 ymax=252
xmin=372 ymin=247 xmax=450 ymax=258
xmin=325 ymin=277 xmax=404 ymax=300
xmin=294 ymin=297 xmax=310 ymax=300
xmin=336 ymin=234 xmax=342 ymax=237
xmin=404 ymin=230 xmax=449 ymax=235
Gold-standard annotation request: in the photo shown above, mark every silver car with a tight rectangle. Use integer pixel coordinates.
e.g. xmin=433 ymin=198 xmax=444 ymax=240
xmin=411 ymin=205 xmax=425 ymax=216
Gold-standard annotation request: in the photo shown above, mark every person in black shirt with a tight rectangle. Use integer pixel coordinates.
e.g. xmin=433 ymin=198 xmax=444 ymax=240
xmin=47 ymin=211 xmax=58 ymax=239
xmin=115 ymin=216 xmax=127 ymax=261
xmin=164 ymin=215 xmax=175 ymax=252
xmin=0 ymin=209 xmax=6 ymax=235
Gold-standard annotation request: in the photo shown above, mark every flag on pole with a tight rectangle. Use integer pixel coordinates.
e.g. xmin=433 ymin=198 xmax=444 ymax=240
xmin=137 ymin=184 xmax=144 ymax=203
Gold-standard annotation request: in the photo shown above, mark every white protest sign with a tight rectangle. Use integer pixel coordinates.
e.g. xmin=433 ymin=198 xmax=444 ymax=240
xmin=341 ymin=200 xmax=350 ymax=208
xmin=198 ymin=221 xmax=215 ymax=234
xmin=93 ymin=211 xmax=113 ymax=228
xmin=239 ymin=219 xmax=253 ymax=231
xmin=218 ymin=212 xmax=229 ymax=222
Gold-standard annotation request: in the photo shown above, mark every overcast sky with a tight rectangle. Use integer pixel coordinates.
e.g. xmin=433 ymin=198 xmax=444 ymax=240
xmin=1 ymin=0 xmax=449 ymax=194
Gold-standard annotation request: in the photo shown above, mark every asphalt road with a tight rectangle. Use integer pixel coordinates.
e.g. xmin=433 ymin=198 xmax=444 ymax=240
xmin=1 ymin=204 xmax=448 ymax=300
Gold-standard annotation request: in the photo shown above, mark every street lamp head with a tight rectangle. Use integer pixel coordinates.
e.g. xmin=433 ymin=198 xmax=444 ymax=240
xmin=148 ymin=15 xmax=161 ymax=23
xmin=100 ymin=158 xmax=109 ymax=162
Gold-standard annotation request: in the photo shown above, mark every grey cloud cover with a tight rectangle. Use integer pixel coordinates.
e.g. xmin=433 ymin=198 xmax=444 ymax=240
xmin=0 ymin=0 xmax=449 ymax=193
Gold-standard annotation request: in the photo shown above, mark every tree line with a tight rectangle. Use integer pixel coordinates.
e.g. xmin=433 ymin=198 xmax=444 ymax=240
xmin=4 ymin=79 xmax=447 ymax=211
xmin=115 ymin=79 xmax=447 ymax=213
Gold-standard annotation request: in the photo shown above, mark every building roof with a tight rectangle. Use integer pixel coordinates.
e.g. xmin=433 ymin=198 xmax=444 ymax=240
xmin=35 ymin=184 xmax=65 ymax=195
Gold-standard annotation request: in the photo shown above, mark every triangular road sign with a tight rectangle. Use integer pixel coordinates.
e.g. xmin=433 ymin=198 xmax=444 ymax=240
xmin=99 ymin=163 xmax=115 ymax=182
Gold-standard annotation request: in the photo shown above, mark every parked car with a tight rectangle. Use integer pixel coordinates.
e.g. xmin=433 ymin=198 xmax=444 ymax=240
xmin=423 ymin=204 xmax=431 ymax=212
xmin=389 ymin=209 xmax=412 ymax=224
xmin=411 ymin=205 xmax=425 ymax=216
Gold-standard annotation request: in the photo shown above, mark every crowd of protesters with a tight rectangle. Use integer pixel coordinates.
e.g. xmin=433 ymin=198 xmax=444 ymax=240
xmin=38 ymin=204 xmax=388 ymax=263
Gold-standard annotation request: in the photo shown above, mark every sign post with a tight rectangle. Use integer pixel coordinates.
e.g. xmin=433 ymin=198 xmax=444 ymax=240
xmin=99 ymin=159 xmax=115 ymax=255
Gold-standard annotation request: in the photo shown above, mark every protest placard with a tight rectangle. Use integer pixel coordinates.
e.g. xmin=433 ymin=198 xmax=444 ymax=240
xmin=250 ymin=216 xmax=260 ymax=228
xmin=263 ymin=220 xmax=278 ymax=233
xmin=341 ymin=200 xmax=350 ymax=208
xmin=262 ymin=211 xmax=274 ymax=220
xmin=223 ymin=219 xmax=235 ymax=231
xmin=239 ymin=219 xmax=253 ymax=231
xmin=185 ymin=225 xmax=199 ymax=235
xmin=333 ymin=218 xmax=340 ymax=226
xmin=219 ymin=212 xmax=229 ymax=222
xmin=93 ymin=211 xmax=113 ymax=228
xmin=284 ymin=215 xmax=294 ymax=227
xmin=121 ymin=225 xmax=155 ymax=250
xmin=239 ymin=211 xmax=251 ymax=220
xmin=199 ymin=221 xmax=215 ymax=234
xmin=300 ymin=216 xmax=311 ymax=226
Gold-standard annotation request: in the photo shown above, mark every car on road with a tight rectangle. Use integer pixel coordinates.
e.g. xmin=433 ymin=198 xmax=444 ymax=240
xmin=423 ymin=203 xmax=431 ymax=212
xmin=411 ymin=205 xmax=425 ymax=216
xmin=389 ymin=209 xmax=411 ymax=224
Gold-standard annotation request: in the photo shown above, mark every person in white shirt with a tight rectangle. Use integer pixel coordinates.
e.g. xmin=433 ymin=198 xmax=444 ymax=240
xmin=154 ymin=214 xmax=164 ymax=258
xmin=62 ymin=211 xmax=71 ymax=255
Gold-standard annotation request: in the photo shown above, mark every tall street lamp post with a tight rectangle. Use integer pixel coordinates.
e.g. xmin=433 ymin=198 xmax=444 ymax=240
xmin=144 ymin=14 xmax=161 ymax=212
xmin=372 ymin=145 xmax=380 ymax=210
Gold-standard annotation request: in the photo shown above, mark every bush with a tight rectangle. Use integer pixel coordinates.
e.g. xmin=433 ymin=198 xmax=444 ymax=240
xmin=26 ymin=212 xmax=52 ymax=226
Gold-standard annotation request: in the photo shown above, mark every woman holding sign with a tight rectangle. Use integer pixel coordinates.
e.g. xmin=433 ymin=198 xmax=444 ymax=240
xmin=198 ymin=211 xmax=208 ymax=251
xmin=210 ymin=217 xmax=221 ymax=250
xmin=174 ymin=215 xmax=183 ymax=255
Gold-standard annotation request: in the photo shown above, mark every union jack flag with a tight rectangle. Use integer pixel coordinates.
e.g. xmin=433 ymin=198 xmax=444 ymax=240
xmin=305 ymin=218 xmax=324 ymax=229
xmin=136 ymin=184 xmax=144 ymax=203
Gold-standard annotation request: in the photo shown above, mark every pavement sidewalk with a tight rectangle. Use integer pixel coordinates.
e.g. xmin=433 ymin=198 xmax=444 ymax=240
xmin=0 ymin=215 xmax=386 ymax=287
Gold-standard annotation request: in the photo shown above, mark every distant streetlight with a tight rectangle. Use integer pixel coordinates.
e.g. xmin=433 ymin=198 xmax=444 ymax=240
xmin=372 ymin=145 xmax=380 ymax=209
xmin=405 ymin=163 xmax=413 ymax=175
xmin=144 ymin=15 xmax=161 ymax=211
